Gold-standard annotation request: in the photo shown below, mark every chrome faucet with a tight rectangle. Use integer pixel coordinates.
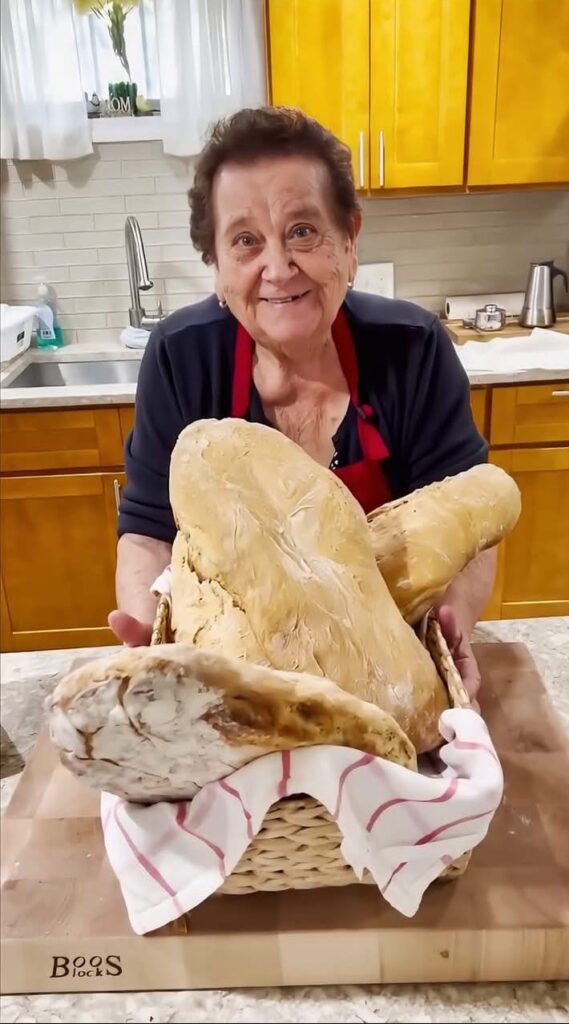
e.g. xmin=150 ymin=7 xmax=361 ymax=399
xmin=125 ymin=215 xmax=165 ymax=329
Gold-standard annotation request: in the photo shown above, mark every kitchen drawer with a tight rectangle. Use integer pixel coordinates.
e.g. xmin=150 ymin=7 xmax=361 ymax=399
xmin=0 ymin=408 xmax=124 ymax=474
xmin=490 ymin=383 xmax=569 ymax=446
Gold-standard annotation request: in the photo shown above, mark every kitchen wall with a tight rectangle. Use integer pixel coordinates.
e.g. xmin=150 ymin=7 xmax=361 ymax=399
xmin=1 ymin=140 xmax=568 ymax=346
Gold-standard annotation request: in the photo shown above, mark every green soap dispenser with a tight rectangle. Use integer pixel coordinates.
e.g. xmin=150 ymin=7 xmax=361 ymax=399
xmin=35 ymin=283 xmax=65 ymax=350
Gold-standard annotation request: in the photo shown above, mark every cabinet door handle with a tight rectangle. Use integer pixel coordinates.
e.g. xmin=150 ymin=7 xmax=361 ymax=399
xmin=551 ymin=390 xmax=569 ymax=398
xmin=358 ymin=131 xmax=365 ymax=188
xmin=378 ymin=130 xmax=385 ymax=187
xmin=113 ymin=478 xmax=121 ymax=515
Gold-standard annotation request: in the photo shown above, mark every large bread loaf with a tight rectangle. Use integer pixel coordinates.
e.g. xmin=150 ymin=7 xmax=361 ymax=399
xmin=367 ymin=463 xmax=522 ymax=624
xmin=168 ymin=418 xmax=449 ymax=754
xmin=48 ymin=644 xmax=417 ymax=803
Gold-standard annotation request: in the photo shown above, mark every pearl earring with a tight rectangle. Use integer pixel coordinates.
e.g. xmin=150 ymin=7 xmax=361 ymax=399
xmin=218 ymin=298 xmax=227 ymax=308
xmin=347 ymin=279 xmax=354 ymax=289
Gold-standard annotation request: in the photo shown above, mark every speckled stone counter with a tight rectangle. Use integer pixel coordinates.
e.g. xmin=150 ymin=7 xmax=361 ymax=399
xmin=1 ymin=618 xmax=568 ymax=1023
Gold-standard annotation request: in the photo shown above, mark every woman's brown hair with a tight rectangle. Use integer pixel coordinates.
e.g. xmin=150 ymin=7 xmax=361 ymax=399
xmin=188 ymin=106 xmax=360 ymax=265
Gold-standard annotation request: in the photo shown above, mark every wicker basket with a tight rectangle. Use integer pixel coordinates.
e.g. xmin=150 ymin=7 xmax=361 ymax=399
xmin=151 ymin=594 xmax=472 ymax=895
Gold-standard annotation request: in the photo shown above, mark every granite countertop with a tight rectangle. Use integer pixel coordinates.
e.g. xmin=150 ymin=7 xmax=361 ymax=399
xmin=1 ymin=337 xmax=568 ymax=410
xmin=1 ymin=616 xmax=568 ymax=1023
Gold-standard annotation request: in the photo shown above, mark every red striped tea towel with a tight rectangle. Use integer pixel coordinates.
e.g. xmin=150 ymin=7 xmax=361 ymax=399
xmin=100 ymin=708 xmax=503 ymax=935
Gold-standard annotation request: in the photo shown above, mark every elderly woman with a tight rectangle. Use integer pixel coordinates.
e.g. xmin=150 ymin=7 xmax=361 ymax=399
xmin=110 ymin=107 xmax=496 ymax=702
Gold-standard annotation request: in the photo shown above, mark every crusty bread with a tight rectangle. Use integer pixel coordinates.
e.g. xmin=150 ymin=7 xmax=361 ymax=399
xmin=168 ymin=418 xmax=449 ymax=754
xmin=367 ymin=463 xmax=522 ymax=624
xmin=48 ymin=644 xmax=417 ymax=803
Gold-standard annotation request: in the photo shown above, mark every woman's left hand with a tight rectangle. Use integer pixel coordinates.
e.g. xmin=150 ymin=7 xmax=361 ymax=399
xmin=436 ymin=604 xmax=481 ymax=711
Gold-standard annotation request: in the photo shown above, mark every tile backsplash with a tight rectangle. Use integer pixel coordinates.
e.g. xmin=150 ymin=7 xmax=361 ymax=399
xmin=1 ymin=140 xmax=568 ymax=346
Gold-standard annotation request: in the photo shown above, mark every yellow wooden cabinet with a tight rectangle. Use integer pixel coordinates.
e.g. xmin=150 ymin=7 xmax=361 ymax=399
xmin=268 ymin=0 xmax=370 ymax=187
xmin=369 ymin=0 xmax=470 ymax=188
xmin=267 ymin=0 xmax=568 ymax=191
xmin=467 ymin=0 xmax=569 ymax=186
xmin=0 ymin=406 xmax=130 ymax=653
xmin=0 ymin=471 xmax=125 ymax=652
xmin=486 ymin=447 xmax=569 ymax=619
xmin=268 ymin=0 xmax=471 ymax=190
xmin=481 ymin=380 xmax=569 ymax=620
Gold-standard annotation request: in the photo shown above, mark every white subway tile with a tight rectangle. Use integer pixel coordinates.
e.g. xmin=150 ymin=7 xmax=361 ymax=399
xmin=35 ymin=248 xmax=99 ymax=267
xmin=157 ymin=243 xmax=198 ymax=261
xmin=59 ymin=195 xmax=125 ymax=215
xmin=125 ymin=192 xmax=188 ymax=213
xmin=53 ymin=159 xmax=123 ymax=180
xmin=10 ymin=234 xmax=65 ymax=251
xmin=2 ymin=252 xmax=36 ymax=268
xmin=74 ymin=327 xmax=118 ymax=345
xmin=0 ymin=283 xmax=38 ymax=301
xmin=1 ymin=218 xmax=32 ymax=236
xmin=2 ymin=199 xmax=60 ymax=218
xmin=2 ymin=265 xmax=70 ymax=286
xmin=97 ymin=246 xmax=129 ymax=265
xmin=99 ymin=141 xmax=163 ymax=161
xmin=152 ymin=259 xmax=210 ymax=279
xmin=106 ymin=311 xmax=131 ymax=327
xmin=164 ymin=277 xmax=214 ymax=295
xmin=122 ymin=159 xmax=179 ymax=178
xmin=137 ymin=227 xmax=191 ymax=246
xmin=64 ymin=230 xmax=123 ymax=248
xmin=52 ymin=279 xmax=129 ymax=298
xmin=155 ymin=175 xmax=194 ymax=194
xmin=58 ymin=312 xmax=107 ymax=329
xmin=30 ymin=215 xmax=94 ymax=234
xmin=69 ymin=263 xmax=128 ymax=282
xmin=94 ymin=211 xmax=156 ymax=231
xmin=21 ymin=177 xmax=155 ymax=199
xmin=59 ymin=295 xmax=129 ymax=313
xmin=156 ymin=211 xmax=192 ymax=229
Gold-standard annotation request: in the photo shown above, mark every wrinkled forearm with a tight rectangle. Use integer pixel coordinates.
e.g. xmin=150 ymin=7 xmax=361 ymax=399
xmin=115 ymin=533 xmax=172 ymax=626
xmin=436 ymin=547 xmax=498 ymax=638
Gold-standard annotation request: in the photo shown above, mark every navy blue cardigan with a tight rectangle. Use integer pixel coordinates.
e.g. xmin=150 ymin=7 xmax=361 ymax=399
xmin=118 ymin=291 xmax=487 ymax=544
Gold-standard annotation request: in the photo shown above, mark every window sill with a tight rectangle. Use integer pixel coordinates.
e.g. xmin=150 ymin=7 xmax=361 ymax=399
xmin=90 ymin=115 xmax=162 ymax=143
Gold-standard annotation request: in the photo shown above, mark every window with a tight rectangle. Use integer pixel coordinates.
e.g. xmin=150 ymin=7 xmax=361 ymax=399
xmin=73 ymin=0 xmax=161 ymax=114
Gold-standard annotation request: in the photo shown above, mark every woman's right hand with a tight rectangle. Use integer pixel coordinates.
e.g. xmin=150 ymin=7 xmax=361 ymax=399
xmin=108 ymin=610 xmax=153 ymax=648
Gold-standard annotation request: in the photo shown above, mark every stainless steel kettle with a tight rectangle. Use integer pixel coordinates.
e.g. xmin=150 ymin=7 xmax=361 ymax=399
xmin=519 ymin=260 xmax=568 ymax=327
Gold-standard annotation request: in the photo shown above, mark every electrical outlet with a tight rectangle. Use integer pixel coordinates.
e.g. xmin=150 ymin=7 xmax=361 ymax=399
xmin=354 ymin=261 xmax=394 ymax=299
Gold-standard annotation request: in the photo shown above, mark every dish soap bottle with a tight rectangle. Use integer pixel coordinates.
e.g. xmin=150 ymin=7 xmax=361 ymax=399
xmin=35 ymin=283 xmax=65 ymax=350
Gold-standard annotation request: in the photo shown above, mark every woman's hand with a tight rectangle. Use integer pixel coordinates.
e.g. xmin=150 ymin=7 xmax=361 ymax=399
xmin=436 ymin=604 xmax=481 ymax=711
xmin=108 ymin=610 xmax=153 ymax=648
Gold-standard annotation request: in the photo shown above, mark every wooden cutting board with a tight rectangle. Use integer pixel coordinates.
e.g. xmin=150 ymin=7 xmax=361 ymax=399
xmin=445 ymin=312 xmax=569 ymax=345
xmin=1 ymin=642 xmax=568 ymax=995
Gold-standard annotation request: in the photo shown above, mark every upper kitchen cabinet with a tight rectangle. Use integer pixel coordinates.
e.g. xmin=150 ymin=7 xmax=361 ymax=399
xmin=267 ymin=0 xmax=471 ymax=191
xmin=369 ymin=0 xmax=471 ymax=188
xmin=467 ymin=0 xmax=569 ymax=186
xmin=268 ymin=0 xmax=370 ymax=188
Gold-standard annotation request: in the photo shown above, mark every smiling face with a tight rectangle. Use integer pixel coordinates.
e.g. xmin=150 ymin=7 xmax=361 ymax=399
xmin=212 ymin=156 xmax=361 ymax=355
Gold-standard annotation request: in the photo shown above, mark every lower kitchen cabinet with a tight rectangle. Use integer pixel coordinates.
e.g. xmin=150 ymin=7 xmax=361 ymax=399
xmin=484 ymin=447 xmax=569 ymax=620
xmin=0 ymin=470 xmax=125 ymax=652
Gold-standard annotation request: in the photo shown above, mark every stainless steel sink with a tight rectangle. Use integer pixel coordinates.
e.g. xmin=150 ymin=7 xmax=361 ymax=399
xmin=5 ymin=359 xmax=140 ymax=388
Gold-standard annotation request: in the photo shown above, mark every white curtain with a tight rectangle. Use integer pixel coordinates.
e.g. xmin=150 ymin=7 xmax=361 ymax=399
xmin=155 ymin=0 xmax=267 ymax=158
xmin=1 ymin=0 xmax=93 ymax=161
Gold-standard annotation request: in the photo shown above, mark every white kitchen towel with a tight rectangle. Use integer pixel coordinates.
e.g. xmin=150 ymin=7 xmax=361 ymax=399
xmin=455 ymin=327 xmax=569 ymax=373
xmin=100 ymin=709 xmax=503 ymax=936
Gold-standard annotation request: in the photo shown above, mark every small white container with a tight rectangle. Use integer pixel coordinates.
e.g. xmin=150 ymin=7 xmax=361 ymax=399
xmin=0 ymin=303 xmax=37 ymax=364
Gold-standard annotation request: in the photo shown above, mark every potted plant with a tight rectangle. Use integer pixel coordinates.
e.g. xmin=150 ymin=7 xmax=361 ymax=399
xmin=74 ymin=0 xmax=140 ymax=116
